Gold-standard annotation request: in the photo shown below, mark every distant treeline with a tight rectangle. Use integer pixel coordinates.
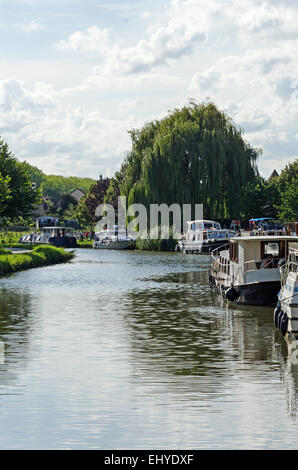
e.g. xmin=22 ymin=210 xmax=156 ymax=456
xmin=22 ymin=162 xmax=96 ymax=198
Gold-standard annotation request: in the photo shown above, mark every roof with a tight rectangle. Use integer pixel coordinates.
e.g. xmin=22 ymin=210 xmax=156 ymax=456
xmin=187 ymin=220 xmax=220 ymax=224
xmin=231 ymin=235 xmax=298 ymax=242
xmin=268 ymin=169 xmax=279 ymax=181
xmin=249 ymin=218 xmax=276 ymax=222
xmin=42 ymin=226 xmax=74 ymax=230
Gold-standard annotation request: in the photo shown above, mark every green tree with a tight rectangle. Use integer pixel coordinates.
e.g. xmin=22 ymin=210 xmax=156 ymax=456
xmin=239 ymin=175 xmax=281 ymax=221
xmin=104 ymin=163 xmax=127 ymax=212
xmin=40 ymin=174 xmax=95 ymax=198
xmin=275 ymin=159 xmax=298 ymax=221
xmin=75 ymin=176 xmax=111 ymax=225
xmin=121 ymin=101 xmax=260 ymax=223
xmin=0 ymin=173 xmax=11 ymax=214
xmin=239 ymin=178 xmax=267 ymax=220
xmin=22 ymin=161 xmax=45 ymax=188
xmin=0 ymin=138 xmax=40 ymax=219
xmin=57 ymin=194 xmax=78 ymax=216
xmin=277 ymin=177 xmax=298 ymax=221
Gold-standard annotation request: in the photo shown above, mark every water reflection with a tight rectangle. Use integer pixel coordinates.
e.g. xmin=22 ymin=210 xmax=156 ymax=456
xmin=0 ymin=250 xmax=297 ymax=448
xmin=122 ymin=267 xmax=298 ymax=419
xmin=273 ymin=335 xmax=298 ymax=418
xmin=0 ymin=341 xmax=4 ymax=364
xmin=0 ymin=287 xmax=33 ymax=389
xmin=123 ymin=270 xmax=274 ymax=370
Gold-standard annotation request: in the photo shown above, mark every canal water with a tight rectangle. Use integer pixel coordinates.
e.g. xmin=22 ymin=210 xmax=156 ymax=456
xmin=0 ymin=248 xmax=297 ymax=449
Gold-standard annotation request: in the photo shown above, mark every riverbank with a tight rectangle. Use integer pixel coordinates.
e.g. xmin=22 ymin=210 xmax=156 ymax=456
xmin=0 ymin=245 xmax=75 ymax=275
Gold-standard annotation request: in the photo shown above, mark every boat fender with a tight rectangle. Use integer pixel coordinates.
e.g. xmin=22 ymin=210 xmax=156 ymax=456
xmin=274 ymin=303 xmax=281 ymax=328
xmin=225 ymin=287 xmax=239 ymax=302
xmin=280 ymin=313 xmax=288 ymax=337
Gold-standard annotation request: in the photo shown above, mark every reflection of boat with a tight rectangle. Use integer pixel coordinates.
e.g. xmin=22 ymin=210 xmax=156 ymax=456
xmin=19 ymin=227 xmax=77 ymax=248
xmin=210 ymin=235 xmax=298 ymax=306
xmin=93 ymin=229 xmax=134 ymax=250
xmin=274 ymin=247 xmax=298 ymax=338
xmin=176 ymin=220 xmax=236 ymax=254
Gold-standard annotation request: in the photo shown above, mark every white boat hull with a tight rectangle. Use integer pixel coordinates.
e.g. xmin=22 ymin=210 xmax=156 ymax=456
xmin=177 ymin=238 xmax=231 ymax=254
xmin=274 ymin=267 xmax=298 ymax=338
xmin=93 ymin=240 xmax=132 ymax=250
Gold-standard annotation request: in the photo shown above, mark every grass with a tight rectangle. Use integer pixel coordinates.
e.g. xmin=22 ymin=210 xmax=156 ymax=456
xmin=0 ymin=231 xmax=27 ymax=245
xmin=77 ymin=240 xmax=93 ymax=248
xmin=0 ymin=245 xmax=75 ymax=275
xmin=0 ymin=248 xmax=12 ymax=255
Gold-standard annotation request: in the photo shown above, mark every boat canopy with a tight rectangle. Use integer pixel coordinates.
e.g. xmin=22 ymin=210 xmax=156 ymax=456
xmin=249 ymin=218 xmax=273 ymax=222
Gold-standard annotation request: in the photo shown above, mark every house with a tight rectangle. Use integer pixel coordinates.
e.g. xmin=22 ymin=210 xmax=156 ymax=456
xmin=70 ymin=189 xmax=86 ymax=202
xmin=34 ymin=197 xmax=52 ymax=217
xmin=268 ymin=169 xmax=279 ymax=182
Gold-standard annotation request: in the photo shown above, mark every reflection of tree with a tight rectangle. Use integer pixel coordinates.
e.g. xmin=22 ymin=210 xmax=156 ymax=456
xmin=122 ymin=270 xmax=234 ymax=378
xmin=122 ymin=269 xmax=287 ymax=381
xmin=274 ymin=336 xmax=298 ymax=418
xmin=0 ymin=288 xmax=32 ymax=388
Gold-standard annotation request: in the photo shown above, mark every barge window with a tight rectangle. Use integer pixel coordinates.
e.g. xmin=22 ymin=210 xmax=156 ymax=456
xmin=229 ymin=242 xmax=238 ymax=262
xmin=261 ymin=241 xmax=285 ymax=258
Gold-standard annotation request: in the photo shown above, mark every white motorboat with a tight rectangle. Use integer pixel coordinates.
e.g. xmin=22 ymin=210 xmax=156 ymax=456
xmin=19 ymin=226 xmax=77 ymax=248
xmin=210 ymin=235 xmax=298 ymax=306
xmin=93 ymin=229 xmax=133 ymax=250
xmin=274 ymin=247 xmax=298 ymax=338
xmin=177 ymin=220 xmax=236 ymax=254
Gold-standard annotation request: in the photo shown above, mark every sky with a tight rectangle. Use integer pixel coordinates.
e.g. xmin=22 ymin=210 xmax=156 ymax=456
xmin=0 ymin=0 xmax=297 ymax=179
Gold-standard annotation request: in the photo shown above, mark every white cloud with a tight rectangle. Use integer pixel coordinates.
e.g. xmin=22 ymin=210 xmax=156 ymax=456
xmin=236 ymin=1 xmax=298 ymax=36
xmin=55 ymin=26 xmax=111 ymax=55
xmin=1 ymin=0 xmax=298 ymax=178
xmin=55 ymin=2 xmax=207 ymax=75
xmin=0 ymin=78 xmax=142 ymax=176
xmin=23 ymin=19 xmax=43 ymax=32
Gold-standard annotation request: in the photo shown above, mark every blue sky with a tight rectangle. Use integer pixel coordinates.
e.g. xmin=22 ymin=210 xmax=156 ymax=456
xmin=0 ymin=0 xmax=297 ymax=178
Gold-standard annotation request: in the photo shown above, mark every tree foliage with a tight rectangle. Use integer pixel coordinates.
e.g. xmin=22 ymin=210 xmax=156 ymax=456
xmin=23 ymin=161 xmax=96 ymax=198
xmin=0 ymin=138 xmax=40 ymax=219
xmin=276 ymin=159 xmax=298 ymax=222
xmin=104 ymin=163 xmax=127 ymax=212
xmin=120 ymin=101 xmax=260 ymax=221
xmin=239 ymin=159 xmax=297 ymax=222
xmin=76 ymin=176 xmax=111 ymax=225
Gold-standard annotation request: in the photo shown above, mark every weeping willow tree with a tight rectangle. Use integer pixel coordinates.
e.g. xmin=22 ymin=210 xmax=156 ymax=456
xmin=121 ymin=101 xmax=260 ymax=222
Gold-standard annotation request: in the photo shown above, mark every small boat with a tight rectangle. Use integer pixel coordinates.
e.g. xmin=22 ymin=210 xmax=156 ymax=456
xmin=47 ymin=227 xmax=77 ymax=248
xmin=249 ymin=218 xmax=286 ymax=236
xmin=274 ymin=247 xmax=298 ymax=338
xmin=210 ymin=235 xmax=298 ymax=306
xmin=176 ymin=220 xmax=236 ymax=254
xmin=19 ymin=226 xmax=77 ymax=248
xmin=93 ymin=228 xmax=134 ymax=250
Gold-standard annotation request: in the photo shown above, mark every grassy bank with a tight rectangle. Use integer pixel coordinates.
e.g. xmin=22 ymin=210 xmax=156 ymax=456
xmin=77 ymin=240 xmax=93 ymax=248
xmin=0 ymin=231 xmax=27 ymax=245
xmin=0 ymin=245 xmax=75 ymax=275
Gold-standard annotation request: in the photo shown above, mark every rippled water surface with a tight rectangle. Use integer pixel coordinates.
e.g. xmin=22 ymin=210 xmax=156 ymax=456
xmin=0 ymin=248 xmax=297 ymax=449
